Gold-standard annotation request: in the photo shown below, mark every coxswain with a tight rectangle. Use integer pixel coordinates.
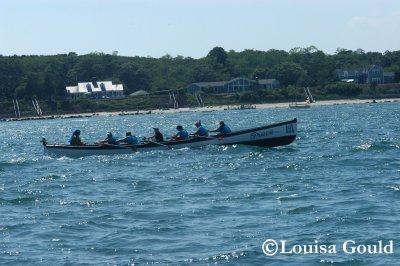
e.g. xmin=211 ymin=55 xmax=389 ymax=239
xmin=69 ymin=129 xmax=84 ymax=145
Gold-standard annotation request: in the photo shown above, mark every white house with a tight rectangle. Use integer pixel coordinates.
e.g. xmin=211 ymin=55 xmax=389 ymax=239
xmin=66 ymin=81 xmax=124 ymax=99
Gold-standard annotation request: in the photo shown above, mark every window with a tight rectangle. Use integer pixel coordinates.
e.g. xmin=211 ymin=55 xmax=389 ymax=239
xmin=86 ymin=83 xmax=92 ymax=93
xmin=100 ymin=83 xmax=106 ymax=92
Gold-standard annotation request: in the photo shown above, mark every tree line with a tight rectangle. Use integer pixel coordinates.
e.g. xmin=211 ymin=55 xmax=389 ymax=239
xmin=1 ymin=46 xmax=400 ymax=114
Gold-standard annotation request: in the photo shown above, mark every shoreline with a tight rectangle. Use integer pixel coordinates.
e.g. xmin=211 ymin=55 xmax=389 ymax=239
xmin=2 ymin=98 xmax=399 ymax=122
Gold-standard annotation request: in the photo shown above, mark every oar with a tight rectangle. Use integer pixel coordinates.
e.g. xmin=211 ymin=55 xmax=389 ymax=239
xmin=102 ymin=143 xmax=137 ymax=151
xmin=143 ymin=137 xmax=169 ymax=147
xmin=191 ymin=135 xmax=226 ymax=142
xmin=147 ymin=140 xmax=171 ymax=149
xmin=191 ymin=135 xmax=215 ymax=140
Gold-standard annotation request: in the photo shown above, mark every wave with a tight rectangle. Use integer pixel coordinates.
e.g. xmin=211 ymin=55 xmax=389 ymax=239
xmin=354 ymin=139 xmax=400 ymax=152
xmin=319 ymin=258 xmax=364 ymax=265
xmin=287 ymin=205 xmax=318 ymax=215
xmin=199 ymin=249 xmax=253 ymax=264
xmin=35 ymin=174 xmax=64 ymax=181
xmin=388 ymin=185 xmax=400 ymax=192
xmin=0 ymin=196 xmax=39 ymax=205
xmin=277 ymin=194 xmax=309 ymax=202
xmin=0 ymin=155 xmax=52 ymax=168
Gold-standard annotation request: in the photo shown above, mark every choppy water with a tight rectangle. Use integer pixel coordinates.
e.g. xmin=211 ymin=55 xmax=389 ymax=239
xmin=1 ymin=102 xmax=399 ymax=265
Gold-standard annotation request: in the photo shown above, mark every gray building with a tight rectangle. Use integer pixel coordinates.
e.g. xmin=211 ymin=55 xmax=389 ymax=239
xmin=335 ymin=65 xmax=395 ymax=84
xmin=188 ymin=77 xmax=280 ymax=94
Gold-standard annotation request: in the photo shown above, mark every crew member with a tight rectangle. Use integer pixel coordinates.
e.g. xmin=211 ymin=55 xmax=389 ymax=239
xmin=171 ymin=125 xmax=190 ymax=140
xmin=100 ymin=132 xmax=118 ymax=144
xmin=209 ymin=121 xmax=232 ymax=134
xmin=69 ymin=129 xmax=84 ymax=145
xmin=145 ymin=128 xmax=164 ymax=142
xmin=191 ymin=120 xmax=209 ymax=137
xmin=117 ymin=131 xmax=140 ymax=145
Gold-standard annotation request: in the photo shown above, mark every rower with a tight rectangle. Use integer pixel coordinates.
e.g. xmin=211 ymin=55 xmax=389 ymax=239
xmin=171 ymin=125 xmax=190 ymax=140
xmin=99 ymin=132 xmax=118 ymax=144
xmin=191 ymin=120 xmax=209 ymax=137
xmin=144 ymin=127 xmax=164 ymax=142
xmin=209 ymin=121 xmax=231 ymax=135
xmin=117 ymin=131 xmax=140 ymax=145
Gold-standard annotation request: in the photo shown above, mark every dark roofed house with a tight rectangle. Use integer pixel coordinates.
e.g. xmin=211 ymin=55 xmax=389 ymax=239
xmin=334 ymin=68 xmax=368 ymax=84
xmin=188 ymin=77 xmax=280 ymax=94
xmin=258 ymin=79 xmax=281 ymax=89
xmin=384 ymin=72 xmax=395 ymax=84
xmin=335 ymin=65 xmax=394 ymax=84
xmin=188 ymin=81 xmax=225 ymax=94
xmin=367 ymin=65 xmax=384 ymax=84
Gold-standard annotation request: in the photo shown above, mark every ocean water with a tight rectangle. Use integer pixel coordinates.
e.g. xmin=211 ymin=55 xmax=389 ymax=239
xmin=0 ymin=102 xmax=399 ymax=265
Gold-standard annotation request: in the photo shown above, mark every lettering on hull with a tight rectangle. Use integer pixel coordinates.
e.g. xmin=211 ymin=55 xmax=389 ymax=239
xmin=250 ymin=130 xmax=274 ymax=140
xmin=286 ymin=124 xmax=294 ymax=133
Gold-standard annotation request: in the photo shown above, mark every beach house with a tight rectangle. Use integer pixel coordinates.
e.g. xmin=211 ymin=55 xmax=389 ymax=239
xmin=66 ymin=81 xmax=124 ymax=99
xmin=334 ymin=65 xmax=395 ymax=84
xmin=187 ymin=77 xmax=280 ymax=94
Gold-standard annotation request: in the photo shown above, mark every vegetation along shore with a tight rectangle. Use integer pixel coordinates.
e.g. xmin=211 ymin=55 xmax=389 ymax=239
xmin=1 ymin=46 xmax=400 ymax=119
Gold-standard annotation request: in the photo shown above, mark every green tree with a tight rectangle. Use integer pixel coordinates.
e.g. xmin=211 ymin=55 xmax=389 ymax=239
xmin=207 ymin=46 xmax=228 ymax=67
xmin=273 ymin=62 xmax=308 ymax=87
xmin=117 ymin=62 xmax=151 ymax=94
xmin=325 ymin=83 xmax=362 ymax=97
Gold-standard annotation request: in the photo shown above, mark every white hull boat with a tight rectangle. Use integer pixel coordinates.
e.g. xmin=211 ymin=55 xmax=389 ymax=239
xmin=41 ymin=118 xmax=297 ymax=158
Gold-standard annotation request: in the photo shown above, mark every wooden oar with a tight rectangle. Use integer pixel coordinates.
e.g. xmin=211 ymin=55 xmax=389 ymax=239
xmin=191 ymin=135 xmax=215 ymax=139
xmin=147 ymin=140 xmax=171 ymax=149
xmin=191 ymin=135 xmax=226 ymax=142
xmin=143 ymin=137 xmax=169 ymax=147
xmin=148 ymin=140 xmax=166 ymax=146
xmin=102 ymin=143 xmax=137 ymax=151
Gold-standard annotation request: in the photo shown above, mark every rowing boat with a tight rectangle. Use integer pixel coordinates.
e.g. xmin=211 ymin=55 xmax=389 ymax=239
xmin=41 ymin=118 xmax=297 ymax=157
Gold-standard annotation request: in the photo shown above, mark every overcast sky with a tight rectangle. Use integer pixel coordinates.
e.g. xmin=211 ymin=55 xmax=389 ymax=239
xmin=1 ymin=0 xmax=399 ymax=58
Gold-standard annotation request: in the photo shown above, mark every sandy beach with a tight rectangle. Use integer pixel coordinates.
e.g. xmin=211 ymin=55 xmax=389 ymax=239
xmin=97 ymin=98 xmax=400 ymax=116
xmin=106 ymin=98 xmax=400 ymax=116
xmin=2 ymin=98 xmax=399 ymax=122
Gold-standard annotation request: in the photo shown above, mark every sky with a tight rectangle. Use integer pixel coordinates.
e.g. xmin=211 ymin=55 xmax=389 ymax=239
xmin=0 ymin=0 xmax=399 ymax=58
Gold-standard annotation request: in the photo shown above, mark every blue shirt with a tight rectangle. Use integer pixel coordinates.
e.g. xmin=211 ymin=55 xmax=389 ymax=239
xmin=126 ymin=135 xmax=140 ymax=145
xmin=197 ymin=125 xmax=209 ymax=137
xmin=177 ymin=129 xmax=190 ymax=140
xmin=217 ymin=125 xmax=231 ymax=134
xmin=106 ymin=136 xmax=118 ymax=144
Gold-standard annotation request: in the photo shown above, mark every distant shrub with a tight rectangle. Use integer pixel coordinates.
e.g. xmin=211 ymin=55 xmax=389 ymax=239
xmin=325 ymin=83 xmax=362 ymax=97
